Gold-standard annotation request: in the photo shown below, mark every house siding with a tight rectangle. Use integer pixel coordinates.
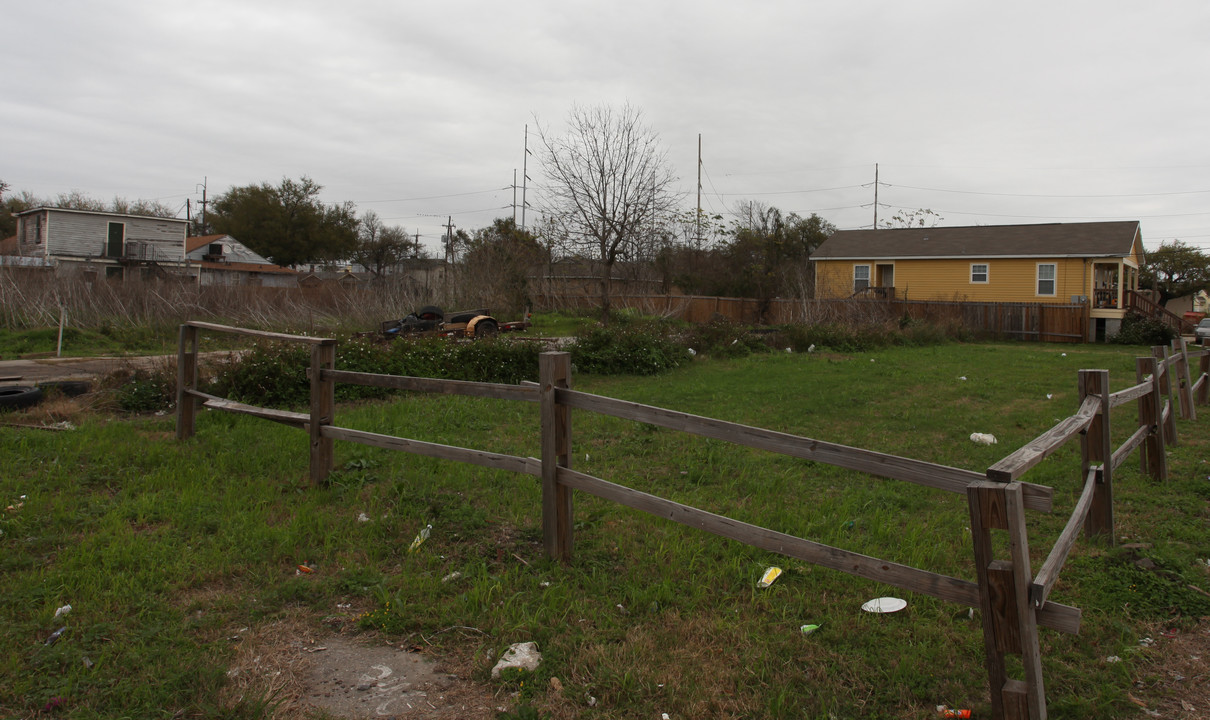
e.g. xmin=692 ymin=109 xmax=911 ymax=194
xmin=815 ymin=257 xmax=1090 ymax=302
xmin=43 ymin=211 xmax=186 ymax=261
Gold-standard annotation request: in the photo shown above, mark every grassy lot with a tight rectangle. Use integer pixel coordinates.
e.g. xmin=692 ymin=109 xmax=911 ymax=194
xmin=1 ymin=341 xmax=1207 ymax=719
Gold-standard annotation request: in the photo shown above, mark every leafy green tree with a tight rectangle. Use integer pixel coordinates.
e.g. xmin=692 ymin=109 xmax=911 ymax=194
xmin=1141 ymin=240 xmax=1210 ymax=304
xmin=460 ymin=218 xmax=550 ymax=315
xmin=209 ymin=176 xmax=359 ymax=267
xmin=724 ymin=202 xmax=835 ymax=302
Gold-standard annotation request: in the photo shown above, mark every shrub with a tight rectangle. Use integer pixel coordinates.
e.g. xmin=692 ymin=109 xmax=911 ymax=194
xmin=1108 ymin=315 xmax=1177 ymax=346
xmin=569 ymin=320 xmax=689 ymax=375
xmin=682 ymin=318 xmax=769 ymax=358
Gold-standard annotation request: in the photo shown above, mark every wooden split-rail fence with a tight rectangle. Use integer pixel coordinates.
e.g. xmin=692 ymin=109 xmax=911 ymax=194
xmin=175 ymin=321 xmax=1209 ymax=720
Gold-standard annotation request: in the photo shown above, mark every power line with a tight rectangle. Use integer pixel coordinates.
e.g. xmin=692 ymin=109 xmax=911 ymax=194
xmin=885 ymin=183 xmax=1210 ymax=199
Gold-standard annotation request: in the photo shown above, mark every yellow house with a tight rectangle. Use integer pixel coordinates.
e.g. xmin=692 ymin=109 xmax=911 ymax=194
xmin=812 ymin=221 xmax=1146 ymax=340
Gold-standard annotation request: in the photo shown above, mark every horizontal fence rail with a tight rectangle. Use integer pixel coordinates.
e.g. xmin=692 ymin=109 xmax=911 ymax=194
xmin=176 ymin=321 xmax=1208 ymax=720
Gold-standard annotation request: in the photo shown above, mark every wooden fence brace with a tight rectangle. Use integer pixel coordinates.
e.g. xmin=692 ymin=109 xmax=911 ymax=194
xmin=175 ymin=323 xmax=200 ymax=441
xmin=1137 ymin=356 xmax=1168 ymax=482
xmin=1152 ymin=346 xmax=1178 ymax=445
xmin=1171 ymin=338 xmax=1196 ymax=421
xmin=540 ymin=352 xmax=574 ymax=562
xmin=968 ymin=481 xmax=1047 ymax=720
xmin=308 ymin=339 xmax=337 ymax=485
xmin=1078 ymin=370 xmax=1113 ymax=542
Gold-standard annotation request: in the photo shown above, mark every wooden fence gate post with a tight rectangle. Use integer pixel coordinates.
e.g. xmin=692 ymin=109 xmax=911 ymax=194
xmin=176 ymin=323 xmax=199 ymax=441
xmin=969 ymin=481 xmax=1047 ymax=720
xmin=309 ymin=339 xmax=337 ymax=485
xmin=1137 ymin=356 xmax=1168 ymax=481
xmin=540 ymin=352 xmax=573 ymax=562
xmin=1171 ymin=338 xmax=1196 ymax=421
xmin=1078 ymin=370 xmax=1113 ymax=542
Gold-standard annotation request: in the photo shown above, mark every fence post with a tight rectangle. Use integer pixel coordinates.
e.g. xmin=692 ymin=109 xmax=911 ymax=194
xmin=1151 ymin=346 xmax=1178 ymax=445
xmin=540 ymin=352 xmax=574 ymax=562
xmin=175 ymin=323 xmax=199 ymax=441
xmin=1078 ymin=370 xmax=1114 ymax=542
xmin=968 ymin=481 xmax=1047 ymax=720
xmin=1199 ymin=347 xmax=1210 ymax=406
xmin=1171 ymin=338 xmax=1196 ymax=421
xmin=308 ymin=339 xmax=337 ymax=485
xmin=1137 ymin=356 xmax=1168 ymax=481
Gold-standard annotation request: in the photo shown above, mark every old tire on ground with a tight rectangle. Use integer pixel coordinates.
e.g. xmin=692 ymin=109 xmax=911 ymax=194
xmin=474 ymin=319 xmax=500 ymax=338
xmin=37 ymin=380 xmax=92 ymax=397
xmin=0 ymin=386 xmax=44 ymax=411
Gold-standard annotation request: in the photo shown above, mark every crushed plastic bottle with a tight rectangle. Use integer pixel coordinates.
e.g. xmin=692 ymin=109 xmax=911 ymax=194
xmin=936 ymin=706 xmax=972 ymax=719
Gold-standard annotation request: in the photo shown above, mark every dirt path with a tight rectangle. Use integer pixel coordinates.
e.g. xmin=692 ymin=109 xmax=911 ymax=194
xmin=0 ymin=352 xmax=234 ymax=384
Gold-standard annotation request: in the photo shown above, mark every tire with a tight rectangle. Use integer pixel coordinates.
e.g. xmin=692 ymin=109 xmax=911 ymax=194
xmin=416 ymin=305 xmax=444 ymax=321
xmin=37 ymin=380 xmax=91 ymax=397
xmin=0 ymin=386 xmax=44 ymax=411
xmin=474 ymin=319 xmax=499 ymax=338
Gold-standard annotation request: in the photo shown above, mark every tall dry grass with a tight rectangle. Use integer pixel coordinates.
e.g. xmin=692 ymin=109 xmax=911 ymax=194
xmin=0 ymin=268 xmax=438 ymax=334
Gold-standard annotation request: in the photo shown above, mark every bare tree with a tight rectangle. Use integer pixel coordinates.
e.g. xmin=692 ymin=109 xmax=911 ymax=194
xmin=536 ymin=103 xmax=679 ymax=323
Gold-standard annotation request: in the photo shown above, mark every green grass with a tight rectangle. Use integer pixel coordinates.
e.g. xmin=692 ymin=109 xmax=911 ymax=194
xmin=1 ymin=341 xmax=1207 ymax=718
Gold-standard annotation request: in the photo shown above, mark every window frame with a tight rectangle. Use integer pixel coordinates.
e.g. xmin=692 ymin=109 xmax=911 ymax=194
xmin=970 ymin=263 xmax=989 ymax=284
xmin=853 ymin=264 xmax=871 ymax=292
xmin=1037 ymin=263 xmax=1057 ymax=296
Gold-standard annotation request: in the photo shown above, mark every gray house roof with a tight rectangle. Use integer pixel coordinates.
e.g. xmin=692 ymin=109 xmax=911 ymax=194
xmin=813 ymin=221 xmax=1142 ymax=261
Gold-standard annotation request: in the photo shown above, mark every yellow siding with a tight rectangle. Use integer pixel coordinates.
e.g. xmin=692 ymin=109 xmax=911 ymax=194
xmin=814 ymin=258 xmax=1091 ymax=303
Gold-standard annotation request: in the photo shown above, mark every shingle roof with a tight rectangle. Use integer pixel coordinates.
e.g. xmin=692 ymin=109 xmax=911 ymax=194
xmin=185 ymin=234 xmax=230 ymax=254
xmin=813 ymin=221 xmax=1142 ymax=260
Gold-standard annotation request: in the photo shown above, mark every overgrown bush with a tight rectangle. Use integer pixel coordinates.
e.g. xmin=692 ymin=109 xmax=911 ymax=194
xmin=568 ymin=319 xmax=690 ymax=375
xmin=1108 ymin=315 xmax=1178 ymax=346
xmin=208 ymin=337 xmax=547 ymax=407
xmin=682 ymin=318 xmax=770 ymax=358
xmin=113 ymin=366 xmax=178 ymax=413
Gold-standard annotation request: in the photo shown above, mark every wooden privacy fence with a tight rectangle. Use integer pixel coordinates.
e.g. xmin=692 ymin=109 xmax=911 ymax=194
xmin=176 ymin=322 xmax=1209 ymax=720
xmin=536 ymin=294 xmax=1089 ymax=343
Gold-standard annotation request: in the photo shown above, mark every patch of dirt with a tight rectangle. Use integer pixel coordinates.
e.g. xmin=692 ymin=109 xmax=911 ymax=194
xmin=222 ymin=615 xmax=499 ymax=720
xmin=303 ymin=636 xmax=497 ymax=719
xmin=1130 ymin=618 xmax=1210 ymax=719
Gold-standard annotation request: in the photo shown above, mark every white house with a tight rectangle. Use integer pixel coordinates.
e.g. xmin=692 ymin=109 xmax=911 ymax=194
xmin=14 ymin=206 xmax=191 ymax=280
xmin=185 ymin=234 xmax=298 ymax=287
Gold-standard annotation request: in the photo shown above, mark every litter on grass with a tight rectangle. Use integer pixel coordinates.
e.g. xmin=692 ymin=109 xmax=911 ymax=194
xmin=757 ymin=567 xmax=783 ymax=588
xmin=800 ymin=623 xmax=822 ymax=635
xmin=408 ymin=524 xmax=432 ymax=553
xmin=861 ymin=597 xmax=907 ymax=613
xmin=969 ymin=432 xmax=997 ymax=445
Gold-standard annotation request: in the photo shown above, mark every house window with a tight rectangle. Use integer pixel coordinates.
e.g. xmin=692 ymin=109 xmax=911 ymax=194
xmin=853 ymin=264 xmax=870 ymax=292
xmin=1037 ymin=263 xmax=1056 ymax=296
xmin=971 ymin=263 xmax=989 ymax=283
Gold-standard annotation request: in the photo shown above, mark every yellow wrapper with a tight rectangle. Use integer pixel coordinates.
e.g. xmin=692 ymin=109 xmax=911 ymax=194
xmin=757 ymin=566 xmax=783 ymax=588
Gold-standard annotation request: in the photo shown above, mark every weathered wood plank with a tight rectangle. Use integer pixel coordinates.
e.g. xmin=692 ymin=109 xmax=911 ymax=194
xmin=1110 ymin=424 xmax=1150 ymax=472
xmin=185 ymin=320 xmax=334 ymax=345
xmin=968 ymin=482 xmax=1009 ymax=719
xmin=1003 ymin=482 xmax=1048 ymax=719
xmin=1033 ymin=469 xmax=1098 ymax=609
xmin=989 ymin=560 xmax=1022 ymax=653
xmin=559 ymin=465 xmax=980 ymax=606
xmin=321 ymin=425 xmax=540 ymax=476
xmin=1080 ymin=370 xmax=1114 ymax=544
xmin=1108 ymin=380 xmax=1151 ymax=409
xmin=322 ymin=369 xmax=540 ymax=403
xmin=202 ymin=397 xmax=309 ymax=428
xmin=987 ymin=395 xmax=1099 ymax=483
xmin=559 ymin=389 xmax=1053 ymax=512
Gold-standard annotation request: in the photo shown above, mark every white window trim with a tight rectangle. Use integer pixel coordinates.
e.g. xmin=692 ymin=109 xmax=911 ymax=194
xmin=1036 ymin=262 xmax=1057 ymax=297
xmin=970 ymin=263 xmax=989 ymax=284
xmin=853 ymin=264 xmax=870 ymax=291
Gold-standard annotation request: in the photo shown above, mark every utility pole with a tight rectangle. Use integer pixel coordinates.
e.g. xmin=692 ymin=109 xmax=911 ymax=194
xmin=522 ymin=125 xmax=532 ymax=232
xmin=873 ymin=163 xmax=879 ymax=229
xmin=196 ymin=177 xmax=209 ymax=232
xmin=513 ymin=169 xmax=518 ymax=224
xmin=696 ymin=134 xmax=702 ymax=248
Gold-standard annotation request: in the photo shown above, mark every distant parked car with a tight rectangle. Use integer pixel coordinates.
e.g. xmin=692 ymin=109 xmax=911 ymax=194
xmin=1196 ymin=317 xmax=1210 ymax=342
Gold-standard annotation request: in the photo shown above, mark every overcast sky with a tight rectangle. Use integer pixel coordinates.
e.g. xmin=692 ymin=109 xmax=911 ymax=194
xmin=4 ymin=1 xmax=1209 ymax=256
